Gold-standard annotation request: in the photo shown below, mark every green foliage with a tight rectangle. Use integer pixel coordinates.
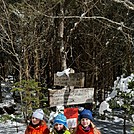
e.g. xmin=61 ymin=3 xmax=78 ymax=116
xmin=0 ymin=114 xmax=17 ymax=123
xmin=0 ymin=114 xmax=24 ymax=125
xmin=109 ymin=78 xmax=134 ymax=125
xmin=0 ymin=115 xmax=13 ymax=123
xmin=108 ymin=78 xmax=134 ymax=133
xmin=108 ymin=99 xmax=120 ymax=109
xmin=11 ymin=79 xmax=48 ymax=121
xmin=131 ymin=127 xmax=134 ymax=133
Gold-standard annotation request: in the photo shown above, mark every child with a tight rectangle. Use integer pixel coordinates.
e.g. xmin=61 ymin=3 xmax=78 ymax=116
xmin=25 ymin=108 xmax=49 ymax=134
xmin=50 ymin=113 xmax=70 ymax=134
xmin=74 ymin=109 xmax=101 ymax=134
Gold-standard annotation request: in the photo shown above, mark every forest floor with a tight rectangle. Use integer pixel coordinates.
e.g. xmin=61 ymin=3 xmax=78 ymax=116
xmin=0 ymin=82 xmax=133 ymax=134
xmin=0 ymin=117 xmax=133 ymax=134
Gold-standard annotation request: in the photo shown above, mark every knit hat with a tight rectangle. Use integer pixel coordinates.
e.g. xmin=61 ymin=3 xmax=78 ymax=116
xmin=32 ymin=109 xmax=44 ymax=120
xmin=80 ymin=109 xmax=93 ymax=121
xmin=53 ymin=113 xmax=68 ymax=129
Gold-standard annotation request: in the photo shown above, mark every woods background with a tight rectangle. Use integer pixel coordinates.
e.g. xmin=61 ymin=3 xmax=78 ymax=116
xmin=0 ymin=0 xmax=134 ymax=108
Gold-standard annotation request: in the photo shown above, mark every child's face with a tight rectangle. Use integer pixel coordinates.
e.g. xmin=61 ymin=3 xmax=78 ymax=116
xmin=31 ymin=117 xmax=40 ymax=125
xmin=54 ymin=124 xmax=64 ymax=131
xmin=80 ymin=118 xmax=91 ymax=127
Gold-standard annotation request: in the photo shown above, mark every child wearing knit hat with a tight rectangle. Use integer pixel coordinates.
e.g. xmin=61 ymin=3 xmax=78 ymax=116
xmin=50 ymin=113 xmax=70 ymax=134
xmin=74 ymin=109 xmax=101 ymax=134
xmin=25 ymin=108 xmax=49 ymax=134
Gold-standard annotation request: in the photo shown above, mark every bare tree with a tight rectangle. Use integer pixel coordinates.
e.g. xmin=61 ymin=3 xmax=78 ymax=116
xmin=0 ymin=0 xmax=134 ymax=109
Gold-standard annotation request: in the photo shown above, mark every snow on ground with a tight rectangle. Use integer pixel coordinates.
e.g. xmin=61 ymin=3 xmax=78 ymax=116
xmin=0 ymin=120 xmax=26 ymax=134
xmin=94 ymin=118 xmax=133 ymax=134
xmin=0 ymin=117 xmax=133 ymax=134
xmin=0 ymin=77 xmax=133 ymax=134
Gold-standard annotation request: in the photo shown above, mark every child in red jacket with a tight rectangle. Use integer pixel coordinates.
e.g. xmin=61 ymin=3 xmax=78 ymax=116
xmin=25 ymin=109 xmax=49 ymax=134
xmin=74 ymin=109 xmax=101 ymax=134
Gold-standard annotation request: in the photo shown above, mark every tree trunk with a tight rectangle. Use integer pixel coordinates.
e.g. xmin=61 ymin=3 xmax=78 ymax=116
xmin=34 ymin=42 xmax=40 ymax=107
xmin=23 ymin=46 xmax=31 ymax=120
xmin=0 ymin=80 xmax=2 ymax=102
xmin=123 ymin=113 xmax=126 ymax=134
xmin=59 ymin=0 xmax=66 ymax=70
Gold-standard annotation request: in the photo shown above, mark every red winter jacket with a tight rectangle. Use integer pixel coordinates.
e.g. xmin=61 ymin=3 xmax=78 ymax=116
xmin=25 ymin=120 xmax=49 ymax=134
xmin=74 ymin=122 xmax=101 ymax=134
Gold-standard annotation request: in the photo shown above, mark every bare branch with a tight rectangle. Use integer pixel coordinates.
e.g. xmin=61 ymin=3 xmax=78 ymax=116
xmin=113 ymin=0 xmax=134 ymax=10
